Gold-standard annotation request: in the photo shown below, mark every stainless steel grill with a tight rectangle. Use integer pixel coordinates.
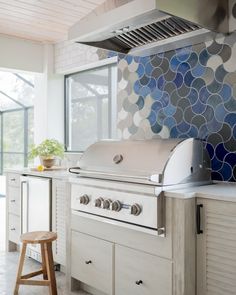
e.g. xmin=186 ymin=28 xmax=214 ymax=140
xmin=70 ymin=139 xmax=211 ymax=236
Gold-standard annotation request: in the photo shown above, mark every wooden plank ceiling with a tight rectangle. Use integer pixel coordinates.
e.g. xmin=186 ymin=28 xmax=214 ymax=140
xmin=0 ymin=0 xmax=106 ymax=43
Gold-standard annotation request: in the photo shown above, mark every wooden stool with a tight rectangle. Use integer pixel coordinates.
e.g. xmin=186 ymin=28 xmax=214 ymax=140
xmin=14 ymin=231 xmax=58 ymax=295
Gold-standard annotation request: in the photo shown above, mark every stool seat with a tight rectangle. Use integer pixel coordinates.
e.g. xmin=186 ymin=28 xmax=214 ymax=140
xmin=20 ymin=231 xmax=57 ymax=244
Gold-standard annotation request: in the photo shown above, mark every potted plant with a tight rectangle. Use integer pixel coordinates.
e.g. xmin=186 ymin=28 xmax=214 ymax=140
xmin=29 ymin=139 xmax=64 ymax=168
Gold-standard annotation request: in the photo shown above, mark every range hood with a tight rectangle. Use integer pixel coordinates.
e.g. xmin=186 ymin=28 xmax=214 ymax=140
xmin=68 ymin=0 xmax=234 ymax=56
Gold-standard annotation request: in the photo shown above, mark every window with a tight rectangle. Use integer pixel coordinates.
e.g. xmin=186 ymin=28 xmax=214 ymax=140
xmin=65 ymin=63 xmax=117 ymax=152
xmin=0 ymin=71 xmax=35 ymax=174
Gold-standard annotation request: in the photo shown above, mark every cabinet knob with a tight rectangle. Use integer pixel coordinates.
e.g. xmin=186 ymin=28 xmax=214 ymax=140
xmin=10 ymin=199 xmax=16 ymax=203
xmin=10 ymin=228 xmax=16 ymax=231
xmin=85 ymin=260 xmax=92 ymax=265
xmin=135 ymin=280 xmax=143 ymax=285
xmin=10 ymin=178 xmax=16 ymax=181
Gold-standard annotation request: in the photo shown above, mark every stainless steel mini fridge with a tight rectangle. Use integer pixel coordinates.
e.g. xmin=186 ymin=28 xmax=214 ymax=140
xmin=20 ymin=175 xmax=51 ymax=261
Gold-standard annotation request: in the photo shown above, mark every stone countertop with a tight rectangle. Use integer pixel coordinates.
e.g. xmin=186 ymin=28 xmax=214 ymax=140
xmin=165 ymin=182 xmax=236 ymax=202
xmin=4 ymin=168 xmax=73 ymax=180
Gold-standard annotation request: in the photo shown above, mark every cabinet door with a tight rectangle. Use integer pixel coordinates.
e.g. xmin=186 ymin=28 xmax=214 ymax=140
xmin=115 ymin=245 xmax=172 ymax=295
xmin=52 ymin=179 xmax=68 ymax=266
xmin=71 ymin=231 xmax=114 ymax=295
xmin=197 ymin=198 xmax=236 ymax=295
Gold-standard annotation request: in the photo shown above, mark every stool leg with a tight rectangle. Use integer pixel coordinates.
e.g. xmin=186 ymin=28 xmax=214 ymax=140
xmin=44 ymin=242 xmax=57 ymax=295
xmin=40 ymin=243 xmax=48 ymax=280
xmin=14 ymin=243 xmax=27 ymax=295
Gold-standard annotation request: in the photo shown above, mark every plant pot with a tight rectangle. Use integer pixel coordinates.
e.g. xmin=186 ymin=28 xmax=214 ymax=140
xmin=40 ymin=157 xmax=56 ymax=168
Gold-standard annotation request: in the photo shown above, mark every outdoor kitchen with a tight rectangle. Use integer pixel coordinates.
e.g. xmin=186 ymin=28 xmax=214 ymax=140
xmin=0 ymin=1 xmax=236 ymax=295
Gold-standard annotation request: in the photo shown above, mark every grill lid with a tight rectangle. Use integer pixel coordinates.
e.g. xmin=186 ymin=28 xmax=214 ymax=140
xmin=69 ymin=139 xmax=211 ymax=186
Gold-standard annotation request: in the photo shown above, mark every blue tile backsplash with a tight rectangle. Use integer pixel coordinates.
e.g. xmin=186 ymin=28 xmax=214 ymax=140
xmin=117 ymin=37 xmax=236 ymax=182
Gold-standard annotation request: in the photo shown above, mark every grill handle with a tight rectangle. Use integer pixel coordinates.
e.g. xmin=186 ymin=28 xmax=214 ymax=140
xmin=69 ymin=167 xmax=161 ymax=183
xmin=196 ymin=204 xmax=203 ymax=234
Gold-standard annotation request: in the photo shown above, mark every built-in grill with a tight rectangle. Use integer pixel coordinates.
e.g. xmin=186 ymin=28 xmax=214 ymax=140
xmin=69 ymin=139 xmax=211 ymax=236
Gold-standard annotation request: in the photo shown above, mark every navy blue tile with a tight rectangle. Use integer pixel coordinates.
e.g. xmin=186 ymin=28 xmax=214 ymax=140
xmin=233 ymin=125 xmax=236 ymax=139
xmin=187 ymin=88 xmax=198 ymax=105
xmin=184 ymin=70 xmax=195 ymax=87
xmin=151 ymin=122 xmax=162 ymax=133
xmin=170 ymin=56 xmax=182 ymax=71
xmin=157 ymin=75 xmax=165 ymax=90
xmin=192 ymin=101 xmax=207 ymax=114
xmin=199 ymin=49 xmax=211 ymax=66
xmin=151 ymin=101 xmax=163 ymax=112
xmin=147 ymin=110 xmax=157 ymax=125
xmin=215 ymin=143 xmax=229 ymax=160
xmin=206 ymin=143 xmax=215 ymax=159
xmin=151 ymin=88 xmax=163 ymax=100
xmin=199 ymin=86 xmax=211 ymax=104
xmin=136 ymin=96 xmax=145 ymax=110
xmin=218 ymin=162 xmax=233 ymax=181
xmin=225 ymin=113 xmax=236 ymax=127
xmin=137 ymin=64 xmax=145 ymax=78
xmin=170 ymin=126 xmax=179 ymax=137
xmin=177 ymin=62 xmax=191 ymax=75
xmin=163 ymin=117 xmax=177 ymax=128
xmin=186 ymin=125 xmax=199 ymax=137
xmin=215 ymin=103 xmax=228 ymax=122
xmin=211 ymin=171 xmax=224 ymax=181
xmin=177 ymin=121 xmax=191 ymax=133
xmin=225 ymin=153 xmax=236 ymax=167
xmin=192 ymin=64 xmax=206 ymax=77
xmin=173 ymin=73 xmax=183 ymax=88
xmin=211 ymin=156 xmax=223 ymax=171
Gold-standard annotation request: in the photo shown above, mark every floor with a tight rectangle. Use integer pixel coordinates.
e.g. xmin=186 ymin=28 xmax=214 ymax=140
xmin=0 ymin=252 xmax=90 ymax=295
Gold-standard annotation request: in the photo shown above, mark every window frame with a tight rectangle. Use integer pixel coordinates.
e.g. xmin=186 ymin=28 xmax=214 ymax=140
xmin=0 ymin=106 xmax=33 ymax=174
xmin=64 ymin=59 xmax=117 ymax=153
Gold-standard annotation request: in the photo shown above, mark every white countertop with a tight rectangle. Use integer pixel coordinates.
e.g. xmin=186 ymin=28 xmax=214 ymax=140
xmin=4 ymin=168 xmax=72 ymax=179
xmin=4 ymin=168 xmax=236 ymax=202
xmin=165 ymin=182 xmax=236 ymax=202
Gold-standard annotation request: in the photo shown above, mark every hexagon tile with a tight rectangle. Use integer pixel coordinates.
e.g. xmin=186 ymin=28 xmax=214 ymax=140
xmin=117 ymin=35 xmax=236 ymax=182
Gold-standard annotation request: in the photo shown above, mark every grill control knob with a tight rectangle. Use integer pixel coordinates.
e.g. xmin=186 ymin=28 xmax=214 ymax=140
xmin=80 ymin=194 xmax=90 ymax=205
xmin=95 ymin=197 xmax=103 ymax=208
xmin=131 ymin=204 xmax=142 ymax=216
xmin=103 ymin=199 xmax=112 ymax=210
xmin=111 ymin=200 xmax=122 ymax=212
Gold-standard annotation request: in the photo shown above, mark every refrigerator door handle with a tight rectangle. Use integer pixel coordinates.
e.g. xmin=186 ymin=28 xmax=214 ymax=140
xmin=21 ymin=180 xmax=29 ymax=234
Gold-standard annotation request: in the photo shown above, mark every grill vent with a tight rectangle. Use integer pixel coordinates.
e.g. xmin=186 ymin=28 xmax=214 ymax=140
xmin=114 ymin=16 xmax=201 ymax=50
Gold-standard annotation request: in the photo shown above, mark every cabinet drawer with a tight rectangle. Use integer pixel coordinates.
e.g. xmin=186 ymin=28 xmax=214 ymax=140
xmin=71 ymin=231 xmax=113 ymax=295
xmin=7 ymin=173 xmax=20 ymax=187
xmin=8 ymin=214 xmax=21 ymax=244
xmin=8 ymin=186 xmax=20 ymax=216
xmin=115 ymin=245 xmax=172 ymax=295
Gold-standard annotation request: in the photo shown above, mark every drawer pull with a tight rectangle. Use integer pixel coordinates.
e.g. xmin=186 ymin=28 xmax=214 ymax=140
xmin=10 ymin=228 xmax=16 ymax=231
xmin=10 ymin=200 xmax=16 ymax=203
xmin=10 ymin=178 xmax=16 ymax=181
xmin=85 ymin=260 xmax=92 ymax=265
xmin=135 ymin=280 xmax=143 ymax=285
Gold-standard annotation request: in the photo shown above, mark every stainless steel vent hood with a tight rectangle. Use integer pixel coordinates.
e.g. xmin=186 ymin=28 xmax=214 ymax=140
xmin=68 ymin=0 xmax=233 ymax=56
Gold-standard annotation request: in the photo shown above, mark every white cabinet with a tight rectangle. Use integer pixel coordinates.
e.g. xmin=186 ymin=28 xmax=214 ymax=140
xmin=115 ymin=245 xmax=172 ymax=295
xmin=6 ymin=173 xmax=21 ymax=249
xmin=52 ymin=179 xmax=68 ymax=267
xmin=197 ymin=198 xmax=236 ymax=295
xmin=71 ymin=231 xmax=114 ymax=295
